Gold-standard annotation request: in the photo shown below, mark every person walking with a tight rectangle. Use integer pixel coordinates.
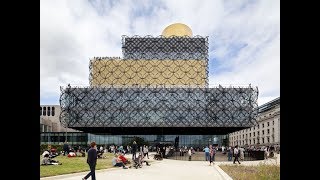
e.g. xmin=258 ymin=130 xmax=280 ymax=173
xmin=204 ymin=146 xmax=210 ymax=161
xmin=188 ymin=148 xmax=192 ymax=161
xmin=143 ymin=145 xmax=149 ymax=159
xmin=82 ymin=141 xmax=98 ymax=180
xmin=227 ymin=147 xmax=233 ymax=161
xmin=63 ymin=141 xmax=69 ymax=156
xmin=233 ymin=145 xmax=241 ymax=164
xmin=132 ymin=141 xmax=137 ymax=160
xmin=209 ymin=145 xmax=216 ymax=165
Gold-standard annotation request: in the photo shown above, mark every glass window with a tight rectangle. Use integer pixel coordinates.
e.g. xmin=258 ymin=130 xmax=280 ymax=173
xmin=40 ymin=107 xmax=42 ymax=116
xmin=52 ymin=107 xmax=55 ymax=116
xmin=267 ymin=122 xmax=269 ymax=126
xmin=258 ymin=131 xmax=260 ymax=135
xmin=267 ymin=129 xmax=270 ymax=134
xmin=243 ymin=135 xmax=244 ymax=138
xmin=253 ymin=132 xmax=255 ymax=136
xmin=273 ymin=120 xmax=274 ymax=125
xmin=43 ymin=107 xmax=46 ymax=116
xmin=262 ymin=138 xmax=264 ymax=144
xmin=273 ymin=128 xmax=274 ymax=132
xmin=267 ymin=137 xmax=270 ymax=143
xmin=249 ymin=133 xmax=251 ymax=137
xmin=250 ymin=140 xmax=251 ymax=144
xmin=253 ymin=139 xmax=255 ymax=144
xmin=47 ymin=107 xmax=51 ymax=116
xmin=262 ymin=123 xmax=264 ymax=128
xmin=262 ymin=130 xmax=264 ymax=135
xmin=258 ymin=124 xmax=259 ymax=129
xmin=254 ymin=126 xmax=255 ymax=130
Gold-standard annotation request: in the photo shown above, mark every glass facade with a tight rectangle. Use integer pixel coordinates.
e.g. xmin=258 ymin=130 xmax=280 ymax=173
xmin=40 ymin=133 xmax=228 ymax=147
xmin=40 ymin=132 xmax=88 ymax=145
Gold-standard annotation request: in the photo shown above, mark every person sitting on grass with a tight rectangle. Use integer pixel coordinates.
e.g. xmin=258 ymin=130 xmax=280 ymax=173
xmin=119 ymin=153 xmax=130 ymax=164
xmin=41 ymin=154 xmax=62 ymax=165
xmin=68 ymin=151 xmax=77 ymax=157
xmin=112 ymin=154 xmax=130 ymax=169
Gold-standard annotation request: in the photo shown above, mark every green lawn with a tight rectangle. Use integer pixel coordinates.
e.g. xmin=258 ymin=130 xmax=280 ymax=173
xmin=40 ymin=153 xmax=115 ymax=177
xmin=219 ymin=164 xmax=280 ymax=180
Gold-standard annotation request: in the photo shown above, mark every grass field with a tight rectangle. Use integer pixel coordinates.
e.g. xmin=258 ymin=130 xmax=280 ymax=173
xmin=219 ymin=164 xmax=280 ymax=180
xmin=40 ymin=153 xmax=116 ymax=177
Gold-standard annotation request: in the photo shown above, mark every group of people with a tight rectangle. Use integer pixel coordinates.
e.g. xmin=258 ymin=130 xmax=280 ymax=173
xmin=81 ymin=141 xmax=151 ymax=180
xmin=41 ymin=149 xmax=62 ymax=165
xmin=203 ymin=145 xmax=216 ymax=165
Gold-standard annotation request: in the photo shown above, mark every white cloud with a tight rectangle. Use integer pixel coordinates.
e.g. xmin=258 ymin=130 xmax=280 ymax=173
xmin=40 ymin=0 xmax=279 ymax=105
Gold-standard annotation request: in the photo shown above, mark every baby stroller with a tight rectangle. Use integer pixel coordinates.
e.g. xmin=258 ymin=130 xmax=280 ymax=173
xmin=132 ymin=154 xmax=142 ymax=169
xmin=133 ymin=153 xmax=150 ymax=169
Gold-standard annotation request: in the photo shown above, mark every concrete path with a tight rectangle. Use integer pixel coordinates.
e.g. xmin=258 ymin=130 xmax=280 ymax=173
xmin=41 ymin=153 xmax=280 ymax=180
xmin=41 ymin=154 xmax=231 ymax=180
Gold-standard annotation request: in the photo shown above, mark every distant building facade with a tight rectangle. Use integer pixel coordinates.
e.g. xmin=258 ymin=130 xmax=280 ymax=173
xmin=228 ymin=97 xmax=280 ymax=147
xmin=40 ymin=105 xmax=82 ymax=145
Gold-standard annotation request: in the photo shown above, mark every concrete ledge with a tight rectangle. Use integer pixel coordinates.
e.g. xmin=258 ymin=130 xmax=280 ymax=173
xmin=214 ymin=164 xmax=233 ymax=180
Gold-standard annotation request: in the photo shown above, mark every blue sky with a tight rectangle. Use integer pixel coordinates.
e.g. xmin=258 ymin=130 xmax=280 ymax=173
xmin=40 ymin=0 xmax=279 ymax=106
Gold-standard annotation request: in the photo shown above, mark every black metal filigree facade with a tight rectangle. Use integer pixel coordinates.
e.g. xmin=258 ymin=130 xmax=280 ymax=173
xmin=59 ymin=34 xmax=259 ymax=133
xmin=59 ymin=86 xmax=258 ymax=128
xmin=121 ymin=35 xmax=209 ymax=60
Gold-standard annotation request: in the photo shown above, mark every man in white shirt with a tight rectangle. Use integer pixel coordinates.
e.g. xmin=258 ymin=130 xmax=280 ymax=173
xmin=233 ymin=145 xmax=241 ymax=164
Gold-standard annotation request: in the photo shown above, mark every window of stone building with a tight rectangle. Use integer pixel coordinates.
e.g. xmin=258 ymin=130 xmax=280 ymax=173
xmin=47 ymin=107 xmax=51 ymax=116
xmin=258 ymin=124 xmax=259 ymax=129
xmin=43 ymin=107 xmax=46 ymax=116
xmin=40 ymin=107 xmax=42 ymax=116
xmin=267 ymin=122 xmax=269 ymax=127
xmin=262 ymin=138 xmax=264 ymax=144
xmin=273 ymin=128 xmax=274 ymax=133
xmin=250 ymin=133 xmax=251 ymax=137
xmin=267 ymin=137 xmax=270 ymax=143
xmin=243 ymin=134 xmax=244 ymax=138
xmin=246 ymin=134 xmax=247 ymax=138
xmin=267 ymin=129 xmax=270 ymax=134
xmin=253 ymin=132 xmax=255 ymax=136
xmin=250 ymin=140 xmax=251 ymax=144
xmin=273 ymin=120 xmax=274 ymax=125
xmin=262 ymin=130 xmax=264 ymax=135
xmin=273 ymin=136 xmax=275 ymax=142
xmin=254 ymin=126 xmax=255 ymax=130
xmin=243 ymin=140 xmax=244 ymax=145
xmin=258 ymin=131 xmax=260 ymax=136
xmin=253 ymin=139 xmax=255 ymax=144
xmin=262 ymin=123 xmax=264 ymax=128
xmin=52 ymin=107 xmax=55 ymax=116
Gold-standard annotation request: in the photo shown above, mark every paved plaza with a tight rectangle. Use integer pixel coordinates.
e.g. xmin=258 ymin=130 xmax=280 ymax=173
xmin=41 ymin=152 xmax=279 ymax=180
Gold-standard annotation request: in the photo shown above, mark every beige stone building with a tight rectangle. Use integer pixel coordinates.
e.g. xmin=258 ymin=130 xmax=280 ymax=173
xmin=228 ymin=97 xmax=280 ymax=147
xmin=40 ymin=105 xmax=79 ymax=133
